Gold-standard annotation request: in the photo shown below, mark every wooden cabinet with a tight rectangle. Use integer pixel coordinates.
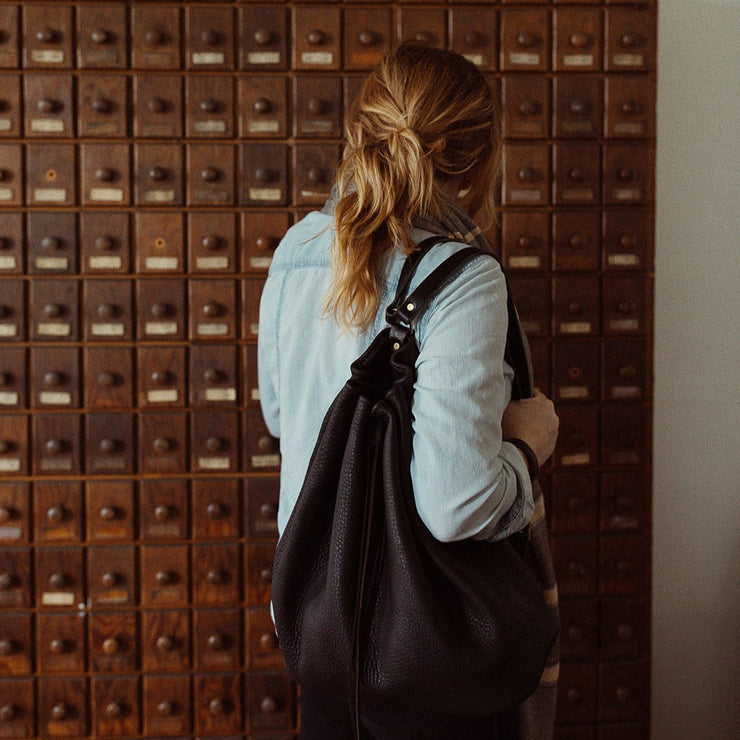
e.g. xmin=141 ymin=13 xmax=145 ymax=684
xmin=0 ymin=2 xmax=655 ymax=738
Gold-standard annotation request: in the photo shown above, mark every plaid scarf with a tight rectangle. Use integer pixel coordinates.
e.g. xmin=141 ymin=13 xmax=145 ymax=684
xmin=323 ymin=191 xmax=561 ymax=739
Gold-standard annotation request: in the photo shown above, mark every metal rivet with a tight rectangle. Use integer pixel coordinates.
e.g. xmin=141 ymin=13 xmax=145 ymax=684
xmin=392 ymin=342 xmax=400 ymax=350
xmin=406 ymin=302 xmax=414 ymax=311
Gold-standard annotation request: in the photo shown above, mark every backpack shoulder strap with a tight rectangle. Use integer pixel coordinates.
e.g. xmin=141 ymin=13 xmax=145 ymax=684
xmin=387 ymin=242 xmax=534 ymax=400
xmin=386 ymin=246 xmax=488 ymax=342
xmin=392 ymin=235 xmax=449 ymax=308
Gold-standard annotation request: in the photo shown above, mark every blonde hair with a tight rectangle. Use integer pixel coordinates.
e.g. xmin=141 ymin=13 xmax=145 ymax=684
xmin=325 ymin=42 xmax=501 ymax=331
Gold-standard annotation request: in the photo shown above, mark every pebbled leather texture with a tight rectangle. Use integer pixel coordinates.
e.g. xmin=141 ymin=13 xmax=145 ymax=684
xmin=271 ymin=244 xmax=558 ymax=718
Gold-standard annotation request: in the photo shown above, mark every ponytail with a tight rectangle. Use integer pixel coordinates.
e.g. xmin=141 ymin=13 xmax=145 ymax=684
xmin=325 ymin=43 xmax=500 ymax=331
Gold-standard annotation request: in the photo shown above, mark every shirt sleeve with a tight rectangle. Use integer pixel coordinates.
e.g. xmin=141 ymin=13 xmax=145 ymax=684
xmin=257 ymin=268 xmax=282 ymax=439
xmin=409 ymin=255 xmax=534 ymax=543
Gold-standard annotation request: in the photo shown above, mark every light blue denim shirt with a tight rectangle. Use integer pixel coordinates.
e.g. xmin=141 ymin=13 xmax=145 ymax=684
xmin=258 ymin=210 xmax=534 ymax=543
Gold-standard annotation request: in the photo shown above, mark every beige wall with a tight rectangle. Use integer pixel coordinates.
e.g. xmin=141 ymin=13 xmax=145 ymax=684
xmin=653 ymin=1 xmax=740 ymax=737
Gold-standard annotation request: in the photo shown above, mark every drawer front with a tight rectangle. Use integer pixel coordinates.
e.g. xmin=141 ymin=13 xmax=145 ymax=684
xmin=0 ymin=143 xmax=23 ymax=206
xmin=137 ymin=412 xmax=188 ymax=474
xmin=142 ymin=609 xmax=191 ymax=672
xmin=293 ymin=7 xmax=341 ymax=71
xmin=0 ymin=347 xmax=26 ymax=409
xmin=0 ymin=482 xmax=30 ymax=543
xmin=32 ymin=413 xmax=81 ymax=476
xmin=502 ymin=143 xmax=550 ymax=206
xmin=192 ymin=478 xmax=240 ymax=539
xmin=501 ymin=9 xmax=549 ymax=72
xmin=343 ymin=8 xmax=392 ymax=71
xmin=36 ymin=612 xmax=85 ymax=674
xmin=80 ymin=212 xmax=130 ymax=274
xmin=0 ymin=213 xmax=24 ymax=274
xmin=22 ymin=5 xmax=74 ymax=69
xmin=23 ymin=74 xmax=74 ymax=138
xmin=26 ymin=143 xmax=76 ymax=206
xmin=87 ymin=546 xmax=136 ymax=608
xmin=86 ymin=480 xmax=135 ymax=542
xmin=450 ymin=8 xmax=498 ymax=72
xmin=502 ymin=76 xmax=550 ymax=139
xmin=143 ymin=674 xmax=192 ymax=736
xmin=189 ymin=211 xmax=237 ymax=273
xmin=134 ymin=143 xmax=184 ymax=206
xmin=30 ymin=346 xmax=80 ymax=410
xmin=33 ymin=480 xmax=82 ymax=542
xmin=0 ymin=613 xmax=32 ymax=675
xmin=140 ymin=479 xmax=189 ymax=540
xmin=35 ymin=546 xmax=84 ymax=609
xmin=83 ymin=346 xmax=134 ymax=409
xmin=76 ymin=4 xmax=127 ymax=69
xmin=131 ymin=5 xmax=181 ymax=69
xmin=78 ymin=74 xmax=128 ymax=138
xmin=187 ymin=75 xmax=234 ymax=139
xmin=85 ymin=413 xmax=135 ymax=476
xmin=185 ymin=6 xmax=234 ymax=71
xmin=38 ymin=676 xmax=88 ymax=737
xmin=80 ymin=143 xmax=130 ymax=206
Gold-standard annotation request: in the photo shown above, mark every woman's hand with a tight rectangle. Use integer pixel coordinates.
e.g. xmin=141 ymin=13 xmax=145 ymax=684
xmin=502 ymin=391 xmax=559 ymax=467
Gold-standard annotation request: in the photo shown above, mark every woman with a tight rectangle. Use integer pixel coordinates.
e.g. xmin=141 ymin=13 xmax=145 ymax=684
xmin=258 ymin=43 xmax=559 ymax=739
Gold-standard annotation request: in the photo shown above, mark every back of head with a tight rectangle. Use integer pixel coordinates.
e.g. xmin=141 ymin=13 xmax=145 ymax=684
xmin=328 ymin=42 xmax=501 ymax=330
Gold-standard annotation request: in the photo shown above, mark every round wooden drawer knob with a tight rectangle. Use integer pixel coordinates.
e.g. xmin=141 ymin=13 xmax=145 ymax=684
xmin=96 ymin=372 xmax=117 ymax=388
xmin=51 ymin=703 xmax=69 ymax=721
xmin=157 ymin=700 xmax=176 ymax=716
xmin=201 ymin=29 xmax=220 ymax=46
xmin=49 ymin=638 xmax=68 ymax=655
xmin=207 ymin=569 xmax=228 ymax=586
xmin=91 ymin=97 xmax=112 ymax=114
xmin=201 ymin=167 xmax=220 ymax=183
xmin=207 ymin=633 xmax=227 ymax=651
xmin=105 ymin=702 xmax=124 ymax=719
xmin=48 ymin=572 xmax=68 ymax=589
xmin=156 ymin=635 xmax=176 ymax=653
xmin=516 ymin=30 xmax=537 ymax=47
xmin=150 ymin=302 xmax=172 ymax=318
xmin=0 ymin=704 xmax=18 ymax=722
xmin=36 ymin=27 xmax=59 ymax=44
xmin=99 ymin=506 xmax=118 ymax=522
xmin=154 ymin=504 xmax=172 ymax=521
xmin=153 ymin=437 xmax=171 ymax=453
xmin=260 ymin=696 xmax=280 ymax=714
xmin=37 ymin=97 xmax=59 ymax=114
xmin=94 ymin=235 xmax=116 ymax=251
xmin=101 ymin=572 xmax=118 ymax=588
xmin=90 ymin=28 xmax=111 ymax=45
xmin=155 ymin=570 xmax=174 ymax=586
xmin=518 ymin=167 xmax=536 ymax=182
xmin=46 ymin=506 xmax=65 ymax=523
xmin=98 ymin=438 xmax=118 ymax=455
xmin=201 ymin=234 xmax=221 ymax=250
xmin=200 ymin=98 xmax=219 ymax=113
xmin=206 ymin=502 xmax=226 ymax=519
xmin=570 ymin=99 xmax=589 ymax=115
xmin=102 ymin=637 xmax=121 ymax=655
xmin=259 ymin=632 xmax=279 ymax=650
xmin=148 ymin=166 xmax=168 ymax=182
xmin=307 ymin=29 xmax=325 ymax=45
xmin=253 ymin=28 xmax=272 ymax=46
